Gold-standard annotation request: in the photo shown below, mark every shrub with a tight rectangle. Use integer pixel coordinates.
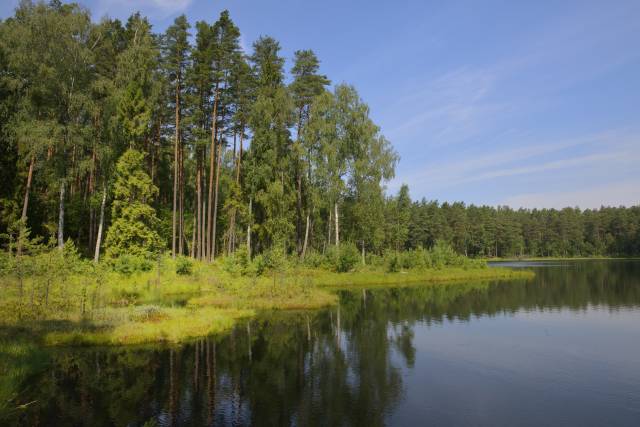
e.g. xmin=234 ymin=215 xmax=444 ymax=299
xmin=246 ymin=254 xmax=267 ymax=276
xmin=262 ymin=244 xmax=289 ymax=272
xmin=430 ymin=240 xmax=467 ymax=268
xmin=302 ymin=250 xmax=324 ymax=268
xmin=222 ymin=246 xmax=252 ymax=276
xmin=109 ymin=254 xmax=153 ymax=275
xmin=386 ymin=253 xmax=401 ymax=273
xmin=335 ymin=242 xmax=360 ymax=272
xmin=399 ymin=248 xmax=427 ymax=270
xmin=175 ymin=256 xmax=193 ymax=275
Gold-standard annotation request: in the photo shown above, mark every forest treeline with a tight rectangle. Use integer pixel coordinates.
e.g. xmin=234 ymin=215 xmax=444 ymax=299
xmin=0 ymin=1 xmax=638 ymax=263
xmin=398 ymin=189 xmax=640 ymax=258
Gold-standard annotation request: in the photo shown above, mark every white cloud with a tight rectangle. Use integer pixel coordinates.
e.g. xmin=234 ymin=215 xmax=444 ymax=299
xmin=96 ymin=0 xmax=193 ymax=20
xmin=502 ymin=181 xmax=640 ymax=209
xmin=395 ymin=128 xmax=639 ymax=190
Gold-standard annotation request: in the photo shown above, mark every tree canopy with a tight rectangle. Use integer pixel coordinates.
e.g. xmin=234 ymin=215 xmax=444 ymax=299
xmin=0 ymin=2 xmax=638 ymax=261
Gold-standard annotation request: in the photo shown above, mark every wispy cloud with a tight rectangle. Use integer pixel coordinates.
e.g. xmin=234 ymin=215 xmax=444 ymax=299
xmin=96 ymin=0 xmax=193 ymax=20
xmin=386 ymin=66 xmax=508 ymax=147
xmin=390 ymin=128 xmax=640 ymax=198
xmin=502 ymin=180 xmax=640 ymax=209
xmin=384 ymin=2 xmax=640 ymax=153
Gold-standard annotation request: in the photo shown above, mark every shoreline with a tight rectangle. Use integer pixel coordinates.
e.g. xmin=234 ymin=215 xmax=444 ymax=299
xmin=1 ymin=266 xmax=533 ymax=347
xmin=485 ymin=256 xmax=640 ymax=262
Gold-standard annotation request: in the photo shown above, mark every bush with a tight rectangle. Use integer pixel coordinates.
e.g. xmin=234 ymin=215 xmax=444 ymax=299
xmin=430 ymin=240 xmax=463 ymax=268
xmin=246 ymin=254 xmax=267 ymax=276
xmin=222 ymin=246 xmax=251 ymax=276
xmin=335 ymin=243 xmax=360 ymax=272
xmin=387 ymin=253 xmax=401 ymax=273
xmin=262 ymin=244 xmax=289 ymax=272
xmin=109 ymin=254 xmax=153 ymax=275
xmin=175 ymin=256 xmax=193 ymax=275
xmin=399 ymin=248 xmax=428 ymax=270
xmin=302 ymin=250 xmax=324 ymax=268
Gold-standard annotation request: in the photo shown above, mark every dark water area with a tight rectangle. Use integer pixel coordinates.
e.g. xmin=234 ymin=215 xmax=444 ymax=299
xmin=3 ymin=261 xmax=640 ymax=426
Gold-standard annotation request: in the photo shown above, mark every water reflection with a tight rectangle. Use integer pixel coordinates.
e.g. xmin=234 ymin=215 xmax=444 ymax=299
xmin=3 ymin=260 xmax=640 ymax=426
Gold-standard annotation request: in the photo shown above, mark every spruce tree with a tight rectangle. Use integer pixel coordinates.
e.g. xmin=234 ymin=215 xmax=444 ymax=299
xmin=105 ymin=149 xmax=163 ymax=259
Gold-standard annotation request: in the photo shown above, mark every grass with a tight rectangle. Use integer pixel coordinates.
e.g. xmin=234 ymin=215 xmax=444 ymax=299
xmin=43 ymin=306 xmax=252 ymax=346
xmin=0 ymin=256 xmax=533 ymax=346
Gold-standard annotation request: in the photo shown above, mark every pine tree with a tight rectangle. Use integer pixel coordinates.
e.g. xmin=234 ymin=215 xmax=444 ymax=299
xmin=290 ymin=50 xmax=329 ymax=254
xmin=163 ymin=15 xmax=190 ymax=258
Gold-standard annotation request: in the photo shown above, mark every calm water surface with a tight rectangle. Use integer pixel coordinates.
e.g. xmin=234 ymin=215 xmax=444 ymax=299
xmin=3 ymin=260 xmax=640 ymax=426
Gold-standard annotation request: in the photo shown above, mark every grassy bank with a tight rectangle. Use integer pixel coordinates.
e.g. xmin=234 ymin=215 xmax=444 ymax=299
xmin=0 ymin=251 xmax=533 ymax=346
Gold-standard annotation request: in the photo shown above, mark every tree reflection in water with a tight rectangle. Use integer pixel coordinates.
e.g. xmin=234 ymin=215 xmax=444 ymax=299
xmin=4 ymin=260 xmax=640 ymax=426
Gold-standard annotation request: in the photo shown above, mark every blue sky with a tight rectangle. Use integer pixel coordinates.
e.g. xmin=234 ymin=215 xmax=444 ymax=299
xmin=2 ymin=0 xmax=639 ymax=208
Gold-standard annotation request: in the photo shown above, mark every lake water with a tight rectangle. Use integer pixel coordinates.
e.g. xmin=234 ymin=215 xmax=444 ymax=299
xmin=3 ymin=260 xmax=640 ymax=426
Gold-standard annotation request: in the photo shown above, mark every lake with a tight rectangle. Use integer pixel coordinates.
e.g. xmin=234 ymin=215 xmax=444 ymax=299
xmin=3 ymin=260 xmax=640 ymax=426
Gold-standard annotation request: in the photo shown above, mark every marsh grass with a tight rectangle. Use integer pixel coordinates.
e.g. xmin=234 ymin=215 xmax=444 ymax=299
xmin=0 ymin=252 xmax=533 ymax=346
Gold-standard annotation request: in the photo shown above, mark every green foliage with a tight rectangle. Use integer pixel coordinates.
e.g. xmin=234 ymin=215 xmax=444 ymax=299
xmin=117 ymin=82 xmax=151 ymax=144
xmin=262 ymin=243 xmax=290 ymax=273
xmin=325 ymin=243 xmax=361 ymax=272
xmin=221 ymin=246 xmax=252 ymax=276
xmin=382 ymin=241 xmax=483 ymax=273
xmin=0 ymin=1 xmax=637 ymax=289
xmin=105 ymin=149 xmax=164 ymax=260
xmin=175 ymin=255 xmax=193 ymax=275
xmin=302 ymin=250 xmax=325 ymax=268
xmin=109 ymin=254 xmax=153 ymax=275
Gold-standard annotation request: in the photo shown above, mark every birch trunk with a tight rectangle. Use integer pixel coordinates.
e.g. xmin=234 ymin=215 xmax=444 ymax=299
xmin=334 ymin=202 xmax=339 ymax=247
xmin=18 ymin=155 xmax=35 ymax=255
xmin=301 ymin=214 xmax=310 ymax=258
xmin=94 ymin=185 xmax=106 ymax=263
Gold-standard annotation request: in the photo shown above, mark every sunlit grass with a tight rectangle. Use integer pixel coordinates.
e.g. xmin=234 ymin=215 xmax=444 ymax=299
xmin=0 ymin=255 xmax=533 ymax=346
xmin=43 ymin=306 xmax=252 ymax=346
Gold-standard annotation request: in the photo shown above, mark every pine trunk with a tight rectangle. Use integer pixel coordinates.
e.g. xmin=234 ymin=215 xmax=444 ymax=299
xmin=206 ymin=86 xmax=220 ymax=261
xmin=58 ymin=180 xmax=65 ymax=250
xmin=196 ymin=150 xmax=202 ymax=260
xmin=247 ymin=198 xmax=252 ymax=258
xmin=295 ymin=111 xmax=304 ymax=254
xmin=172 ymin=83 xmax=180 ymax=258
xmin=211 ymin=128 xmax=223 ymax=260
xmin=301 ymin=214 xmax=310 ymax=258
xmin=191 ymin=197 xmax=196 ymax=258
xmin=178 ymin=134 xmax=184 ymax=255
xmin=228 ymin=127 xmax=244 ymax=254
